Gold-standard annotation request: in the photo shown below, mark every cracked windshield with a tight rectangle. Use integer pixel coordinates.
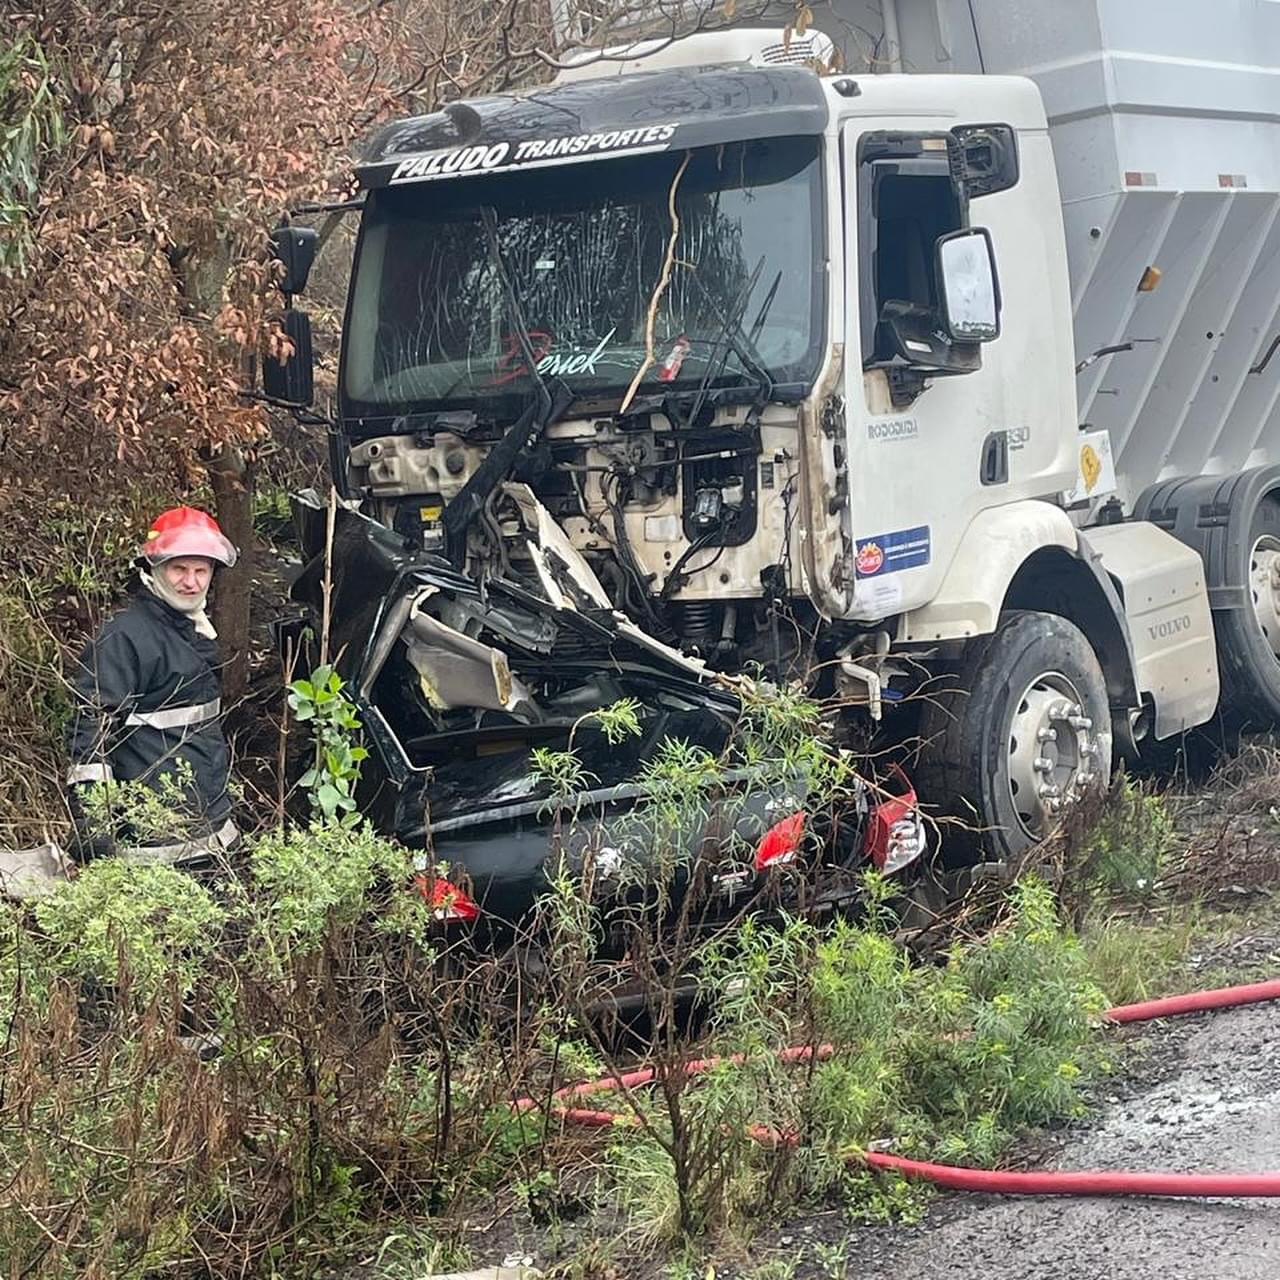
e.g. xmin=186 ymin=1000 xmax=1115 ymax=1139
xmin=342 ymin=136 xmax=822 ymax=414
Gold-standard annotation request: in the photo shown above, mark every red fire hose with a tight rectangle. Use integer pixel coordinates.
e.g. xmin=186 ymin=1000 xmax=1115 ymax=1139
xmin=860 ymin=1152 xmax=1280 ymax=1198
xmin=516 ymin=978 xmax=1280 ymax=1197
xmin=1103 ymin=977 xmax=1280 ymax=1024
xmin=513 ymin=1042 xmax=834 ymax=1112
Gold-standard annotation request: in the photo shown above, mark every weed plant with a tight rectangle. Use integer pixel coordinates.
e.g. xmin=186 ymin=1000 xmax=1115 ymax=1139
xmin=1 ymin=674 xmax=1114 ymax=1275
xmin=525 ymin=692 xmax=1106 ymax=1246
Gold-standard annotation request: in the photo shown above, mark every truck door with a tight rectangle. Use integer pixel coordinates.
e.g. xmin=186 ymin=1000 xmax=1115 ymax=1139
xmin=838 ymin=121 xmax=1076 ymax=623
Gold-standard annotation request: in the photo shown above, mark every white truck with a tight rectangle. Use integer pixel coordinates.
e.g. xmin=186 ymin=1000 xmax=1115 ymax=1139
xmin=267 ymin=0 xmax=1280 ymax=863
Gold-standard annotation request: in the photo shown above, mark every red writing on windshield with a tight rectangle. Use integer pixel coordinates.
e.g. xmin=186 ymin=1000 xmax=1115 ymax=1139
xmin=492 ymin=331 xmax=554 ymax=386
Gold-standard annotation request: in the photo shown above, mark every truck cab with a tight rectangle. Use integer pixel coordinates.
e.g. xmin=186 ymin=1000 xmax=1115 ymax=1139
xmin=273 ymin=25 xmax=1280 ymax=863
xmin=339 ymin=46 xmax=1076 ymax=620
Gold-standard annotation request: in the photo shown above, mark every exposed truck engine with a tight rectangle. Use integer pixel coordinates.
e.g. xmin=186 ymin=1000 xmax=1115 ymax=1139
xmin=269 ymin=2 xmax=1280 ymax=867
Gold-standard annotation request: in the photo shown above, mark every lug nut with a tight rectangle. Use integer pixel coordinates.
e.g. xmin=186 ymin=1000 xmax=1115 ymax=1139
xmin=1033 ymin=756 xmax=1053 ymax=773
xmin=1037 ymin=727 xmax=1058 ymax=743
xmin=1069 ymin=715 xmax=1093 ymax=730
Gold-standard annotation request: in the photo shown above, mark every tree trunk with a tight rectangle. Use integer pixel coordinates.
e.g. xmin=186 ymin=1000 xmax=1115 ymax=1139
xmin=172 ymin=224 xmax=256 ymax=702
xmin=204 ymin=443 xmax=255 ymax=703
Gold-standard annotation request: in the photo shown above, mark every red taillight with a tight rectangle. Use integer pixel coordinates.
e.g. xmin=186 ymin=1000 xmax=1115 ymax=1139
xmin=414 ymin=874 xmax=481 ymax=922
xmin=754 ymin=812 xmax=806 ymax=872
xmin=863 ymin=766 xmax=926 ymax=875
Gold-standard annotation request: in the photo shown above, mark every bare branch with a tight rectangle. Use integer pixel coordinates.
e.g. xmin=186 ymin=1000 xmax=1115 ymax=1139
xmin=619 ymin=150 xmax=691 ymax=414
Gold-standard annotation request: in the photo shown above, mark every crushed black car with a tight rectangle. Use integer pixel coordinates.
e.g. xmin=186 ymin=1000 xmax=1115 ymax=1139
xmin=288 ymin=485 xmax=926 ymax=942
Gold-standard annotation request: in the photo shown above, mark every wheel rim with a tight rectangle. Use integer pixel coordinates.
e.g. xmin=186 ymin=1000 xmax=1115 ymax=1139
xmin=1006 ymin=672 xmax=1101 ymax=836
xmin=1248 ymin=535 xmax=1280 ymax=661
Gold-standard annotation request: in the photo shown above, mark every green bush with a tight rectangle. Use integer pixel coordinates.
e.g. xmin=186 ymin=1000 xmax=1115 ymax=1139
xmin=0 ymin=813 xmax=486 ymax=1277
xmin=897 ymin=878 xmax=1108 ymax=1153
xmin=611 ymin=877 xmax=1106 ymax=1243
xmin=0 ymin=1022 xmax=234 ymax=1279
xmin=0 ymin=36 xmax=66 ymax=278
xmin=33 ymin=859 xmax=226 ymax=1000
xmin=78 ymin=760 xmax=210 ymax=845
xmin=247 ymin=819 xmax=427 ymax=960
xmin=1078 ymin=775 xmax=1176 ymax=898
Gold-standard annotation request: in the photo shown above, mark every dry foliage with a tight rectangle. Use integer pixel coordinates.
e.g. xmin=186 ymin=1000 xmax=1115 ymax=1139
xmin=1 ymin=1 xmax=565 ymax=535
xmin=2 ymin=0 xmax=541 ymax=814
xmin=0 ymin=0 xmax=800 ymax=820
xmin=1166 ymin=741 xmax=1280 ymax=897
xmin=0 ymin=0 xmax=799 ymax=504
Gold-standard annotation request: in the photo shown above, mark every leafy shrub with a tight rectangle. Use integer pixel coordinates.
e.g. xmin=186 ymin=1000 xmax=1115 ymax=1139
xmin=78 ymin=759 xmax=210 ymax=845
xmin=0 ymin=35 xmax=65 ymax=278
xmin=897 ymin=878 xmax=1108 ymax=1153
xmin=287 ymin=664 xmax=368 ymax=824
xmin=0 ymin=813 xmax=486 ymax=1277
xmin=33 ymin=859 xmax=226 ymax=1000
xmin=0 ymin=1014 xmax=235 ymax=1279
xmin=611 ymin=877 xmax=1105 ymax=1242
xmin=246 ymin=819 xmax=426 ymax=960
xmin=1077 ymin=775 xmax=1175 ymax=898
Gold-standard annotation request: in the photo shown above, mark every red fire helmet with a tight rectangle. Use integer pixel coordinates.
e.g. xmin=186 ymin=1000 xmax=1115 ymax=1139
xmin=140 ymin=506 xmax=238 ymax=568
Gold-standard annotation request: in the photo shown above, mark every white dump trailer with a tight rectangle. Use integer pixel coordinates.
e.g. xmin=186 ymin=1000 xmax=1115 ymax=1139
xmin=879 ymin=0 xmax=1280 ymax=504
xmin=265 ymin=1 xmax=1280 ymax=861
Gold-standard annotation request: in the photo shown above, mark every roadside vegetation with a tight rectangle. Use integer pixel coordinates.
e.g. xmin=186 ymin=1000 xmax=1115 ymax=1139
xmin=4 ymin=654 xmax=1276 ymax=1280
xmin=1 ymin=469 xmax=1276 ymax=1280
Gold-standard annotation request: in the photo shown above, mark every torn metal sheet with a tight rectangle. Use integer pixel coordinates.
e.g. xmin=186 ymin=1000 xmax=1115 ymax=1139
xmin=504 ymin=481 xmax=612 ymax=611
xmin=403 ymin=596 xmax=532 ymax=714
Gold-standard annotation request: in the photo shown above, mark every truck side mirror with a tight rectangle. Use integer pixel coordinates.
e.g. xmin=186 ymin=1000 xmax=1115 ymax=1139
xmin=936 ymin=228 xmax=1001 ymax=343
xmin=952 ymin=125 xmax=1019 ymax=198
xmin=270 ymin=224 xmax=318 ymax=295
xmin=263 ymin=308 xmax=314 ymax=406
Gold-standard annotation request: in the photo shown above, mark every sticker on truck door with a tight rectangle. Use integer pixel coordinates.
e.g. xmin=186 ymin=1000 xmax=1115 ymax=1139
xmin=866 ymin=415 xmax=919 ymax=442
xmin=854 ymin=526 xmax=931 ymax=577
xmin=1062 ymin=429 xmax=1117 ymax=506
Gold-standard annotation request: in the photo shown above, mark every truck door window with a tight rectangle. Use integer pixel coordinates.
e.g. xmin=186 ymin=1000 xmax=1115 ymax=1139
xmin=857 ymin=145 xmax=964 ymax=367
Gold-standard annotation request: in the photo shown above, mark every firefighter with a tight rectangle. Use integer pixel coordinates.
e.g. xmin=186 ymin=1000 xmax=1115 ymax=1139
xmin=65 ymin=506 xmax=240 ymax=870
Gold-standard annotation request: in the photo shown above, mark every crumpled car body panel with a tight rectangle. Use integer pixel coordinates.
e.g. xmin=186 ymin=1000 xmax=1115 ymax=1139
xmin=289 ymin=490 xmax=893 ymax=930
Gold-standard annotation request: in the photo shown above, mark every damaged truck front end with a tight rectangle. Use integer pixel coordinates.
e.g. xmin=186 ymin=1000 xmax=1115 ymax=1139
xmin=274 ymin=54 xmax=931 ymax=938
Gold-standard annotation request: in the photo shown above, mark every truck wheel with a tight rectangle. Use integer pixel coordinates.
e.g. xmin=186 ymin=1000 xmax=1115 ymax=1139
xmin=1216 ymin=495 xmax=1280 ymax=727
xmin=916 ymin=611 xmax=1112 ymax=865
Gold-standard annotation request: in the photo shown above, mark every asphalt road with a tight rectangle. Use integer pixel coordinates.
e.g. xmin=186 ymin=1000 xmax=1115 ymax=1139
xmin=858 ymin=1000 xmax=1280 ymax=1280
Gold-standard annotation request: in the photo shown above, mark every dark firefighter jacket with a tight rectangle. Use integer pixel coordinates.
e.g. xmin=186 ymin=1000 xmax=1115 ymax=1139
xmin=65 ymin=588 xmax=232 ymax=844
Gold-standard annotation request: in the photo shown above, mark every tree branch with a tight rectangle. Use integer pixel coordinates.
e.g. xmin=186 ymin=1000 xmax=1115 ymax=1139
xmin=619 ymin=150 xmax=690 ymax=414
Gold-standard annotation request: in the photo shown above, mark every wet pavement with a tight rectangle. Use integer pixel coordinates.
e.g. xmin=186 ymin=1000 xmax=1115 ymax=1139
xmin=857 ymin=1000 xmax=1280 ymax=1279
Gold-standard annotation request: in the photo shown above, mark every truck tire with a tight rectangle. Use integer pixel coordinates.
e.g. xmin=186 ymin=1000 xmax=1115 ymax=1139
xmin=1215 ymin=494 xmax=1280 ymax=728
xmin=915 ymin=610 xmax=1113 ymax=865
